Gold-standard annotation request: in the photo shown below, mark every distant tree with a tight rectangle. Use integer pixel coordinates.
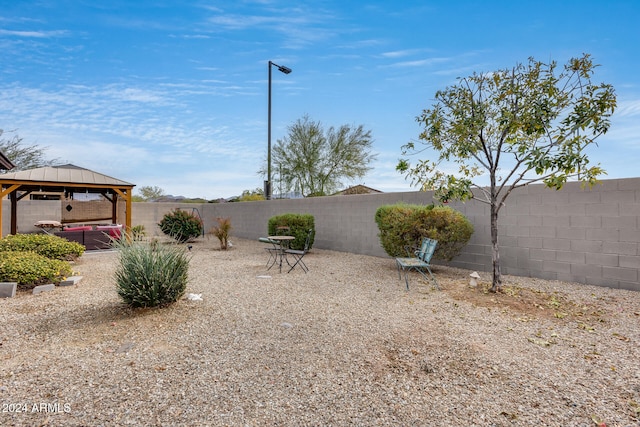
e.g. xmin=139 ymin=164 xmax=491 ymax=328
xmin=0 ymin=129 xmax=59 ymax=171
xmin=267 ymin=115 xmax=377 ymax=197
xmin=397 ymin=54 xmax=616 ymax=292
xmin=137 ymin=186 xmax=165 ymax=201
xmin=238 ymin=188 xmax=265 ymax=202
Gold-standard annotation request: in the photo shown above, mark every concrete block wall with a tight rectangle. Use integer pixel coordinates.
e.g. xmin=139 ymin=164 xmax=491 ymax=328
xmin=446 ymin=178 xmax=640 ymax=291
xmin=2 ymin=200 xmax=60 ymax=235
xmin=4 ymin=177 xmax=640 ymax=291
xmin=131 ymin=202 xmax=191 ymax=237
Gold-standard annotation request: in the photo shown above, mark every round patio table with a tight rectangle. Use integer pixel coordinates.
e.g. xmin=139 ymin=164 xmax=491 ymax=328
xmin=267 ymin=235 xmax=294 ymax=273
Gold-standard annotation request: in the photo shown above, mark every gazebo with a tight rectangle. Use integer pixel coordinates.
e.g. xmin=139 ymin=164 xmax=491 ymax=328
xmin=0 ymin=164 xmax=135 ymax=238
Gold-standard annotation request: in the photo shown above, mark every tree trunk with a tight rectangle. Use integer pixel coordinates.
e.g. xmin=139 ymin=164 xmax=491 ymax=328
xmin=490 ymin=199 xmax=502 ymax=292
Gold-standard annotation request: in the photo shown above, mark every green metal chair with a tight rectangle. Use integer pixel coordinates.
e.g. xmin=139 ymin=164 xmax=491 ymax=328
xmin=395 ymin=237 xmax=439 ymax=290
xmin=285 ymin=229 xmax=313 ymax=273
xmin=258 ymin=237 xmax=279 ymax=269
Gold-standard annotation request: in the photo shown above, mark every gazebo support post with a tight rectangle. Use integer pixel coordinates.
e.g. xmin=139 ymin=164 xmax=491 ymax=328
xmin=113 ymin=188 xmax=133 ymax=240
xmin=0 ymin=184 xmax=20 ymax=238
xmin=126 ymin=192 xmax=131 ymax=239
xmin=112 ymin=194 xmax=118 ymax=224
xmin=10 ymin=190 xmax=17 ymax=235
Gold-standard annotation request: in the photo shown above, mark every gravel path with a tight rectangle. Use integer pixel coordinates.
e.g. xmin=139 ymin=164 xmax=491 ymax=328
xmin=1 ymin=237 xmax=639 ymax=426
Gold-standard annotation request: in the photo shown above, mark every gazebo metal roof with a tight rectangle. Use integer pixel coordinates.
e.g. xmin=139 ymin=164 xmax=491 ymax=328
xmin=0 ymin=164 xmax=135 ymax=237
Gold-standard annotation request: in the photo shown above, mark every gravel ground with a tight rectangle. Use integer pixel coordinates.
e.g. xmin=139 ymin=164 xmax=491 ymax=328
xmin=1 ymin=236 xmax=639 ymax=427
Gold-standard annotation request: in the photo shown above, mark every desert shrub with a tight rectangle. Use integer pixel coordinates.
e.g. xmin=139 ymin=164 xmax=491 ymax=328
xmin=0 ymin=233 xmax=85 ymax=260
xmin=158 ymin=209 xmax=203 ymax=243
xmin=375 ymin=203 xmax=473 ymax=261
xmin=0 ymin=251 xmax=72 ymax=288
xmin=114 ymin=241 xmax=190 ymax=308
xmin=131 ymin=225 xmax=147 ymax=241
xmin=210 ymin=217 xmax=232 ymax=250
xmin=267 ymin=213 xmax=315 ymax=250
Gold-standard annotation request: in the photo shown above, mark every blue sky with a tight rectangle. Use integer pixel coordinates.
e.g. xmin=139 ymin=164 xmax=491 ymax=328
xmin=1 ymin=1 xmax=639 ymax=199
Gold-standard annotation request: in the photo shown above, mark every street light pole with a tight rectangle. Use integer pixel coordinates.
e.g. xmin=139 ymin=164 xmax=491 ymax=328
xmin=266 ymin=60 xmax=292 ymax=200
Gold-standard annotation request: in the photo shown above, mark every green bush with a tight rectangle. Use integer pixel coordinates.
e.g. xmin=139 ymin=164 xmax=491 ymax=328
xmin=267 ymin=213 xmax=315 ymax=250
xmin=0 ymin=251 xmax=73 ymax=288
xmin=375 ymin=203 xmax=473 ymax=261
xmin=115 ymin=241 xmax=190 ymax=308
xmin=0 ymin=233 xmax=85 ymax=260
xmin=158 ymin=209 xmax=203 ymax=243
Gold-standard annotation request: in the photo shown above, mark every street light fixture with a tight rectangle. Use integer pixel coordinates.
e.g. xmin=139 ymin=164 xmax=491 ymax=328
xmin=266 ymin=60 xmax=292 ymax=200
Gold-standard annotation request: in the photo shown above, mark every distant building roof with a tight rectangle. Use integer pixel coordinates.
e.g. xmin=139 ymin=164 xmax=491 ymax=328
xmin=333 ymin=184 xmax=383 ymax=196
xmin=0 ymin=151 xmax=15 ymax=170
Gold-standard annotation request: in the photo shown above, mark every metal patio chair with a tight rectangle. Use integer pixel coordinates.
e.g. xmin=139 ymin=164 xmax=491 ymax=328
xmin=284 ymin=229 xmax=313 ymax=273
xmin=258 ymin=237 xmax=280 ymax=269
xmin=395 ymin=237 xmax=439 ymax=290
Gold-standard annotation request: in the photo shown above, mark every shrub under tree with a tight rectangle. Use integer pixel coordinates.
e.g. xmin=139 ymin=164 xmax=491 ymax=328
xmin=375 ymin=203 xmax=473 ymax=261
xmin=397 ymin=55 xmax=616 ymax=291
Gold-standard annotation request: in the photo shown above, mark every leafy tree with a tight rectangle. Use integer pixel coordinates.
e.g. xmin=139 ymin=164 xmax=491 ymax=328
xmin=136 ymin=185 xmax=165 ymax=201
xmin=397 ymin=54 xmax=616 ymax=292
xmin=238 ymin=188 xmax=265 ymax=202
xmin=268 ymin=115 xmax=377 ymax=197
xmin=0 ymin=129 xmax=59 ymax=171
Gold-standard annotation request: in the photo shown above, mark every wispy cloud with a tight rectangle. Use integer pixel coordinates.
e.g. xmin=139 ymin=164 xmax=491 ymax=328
xmin=378 ymin=50 xmax=484 ymax=72
xmin=335 ymin=39 xmax=385 ymax=50
xmin=0 ymin=83 xmax=260 ymax=159
xmin=200 ymin=4 xmax=342 ymax=49
xmin=170 ymin=33 xmax=211 ymax=40
xmin=380 ymin=48 xmax=433 ymax=59
xmin=616 ymin=99 xmax=640 ymax=117
xmin=0 ymin=29 xmax=68 ymax=38
xmin=206 ymin=14 xmax=277 ymax=30
xmin=106 ymin=87 xmax=169 ymax=104
xmin=385 ymin=57 xmax=452 ymax=68
xmin=0 ymin=16 xmax=44 ymax=25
